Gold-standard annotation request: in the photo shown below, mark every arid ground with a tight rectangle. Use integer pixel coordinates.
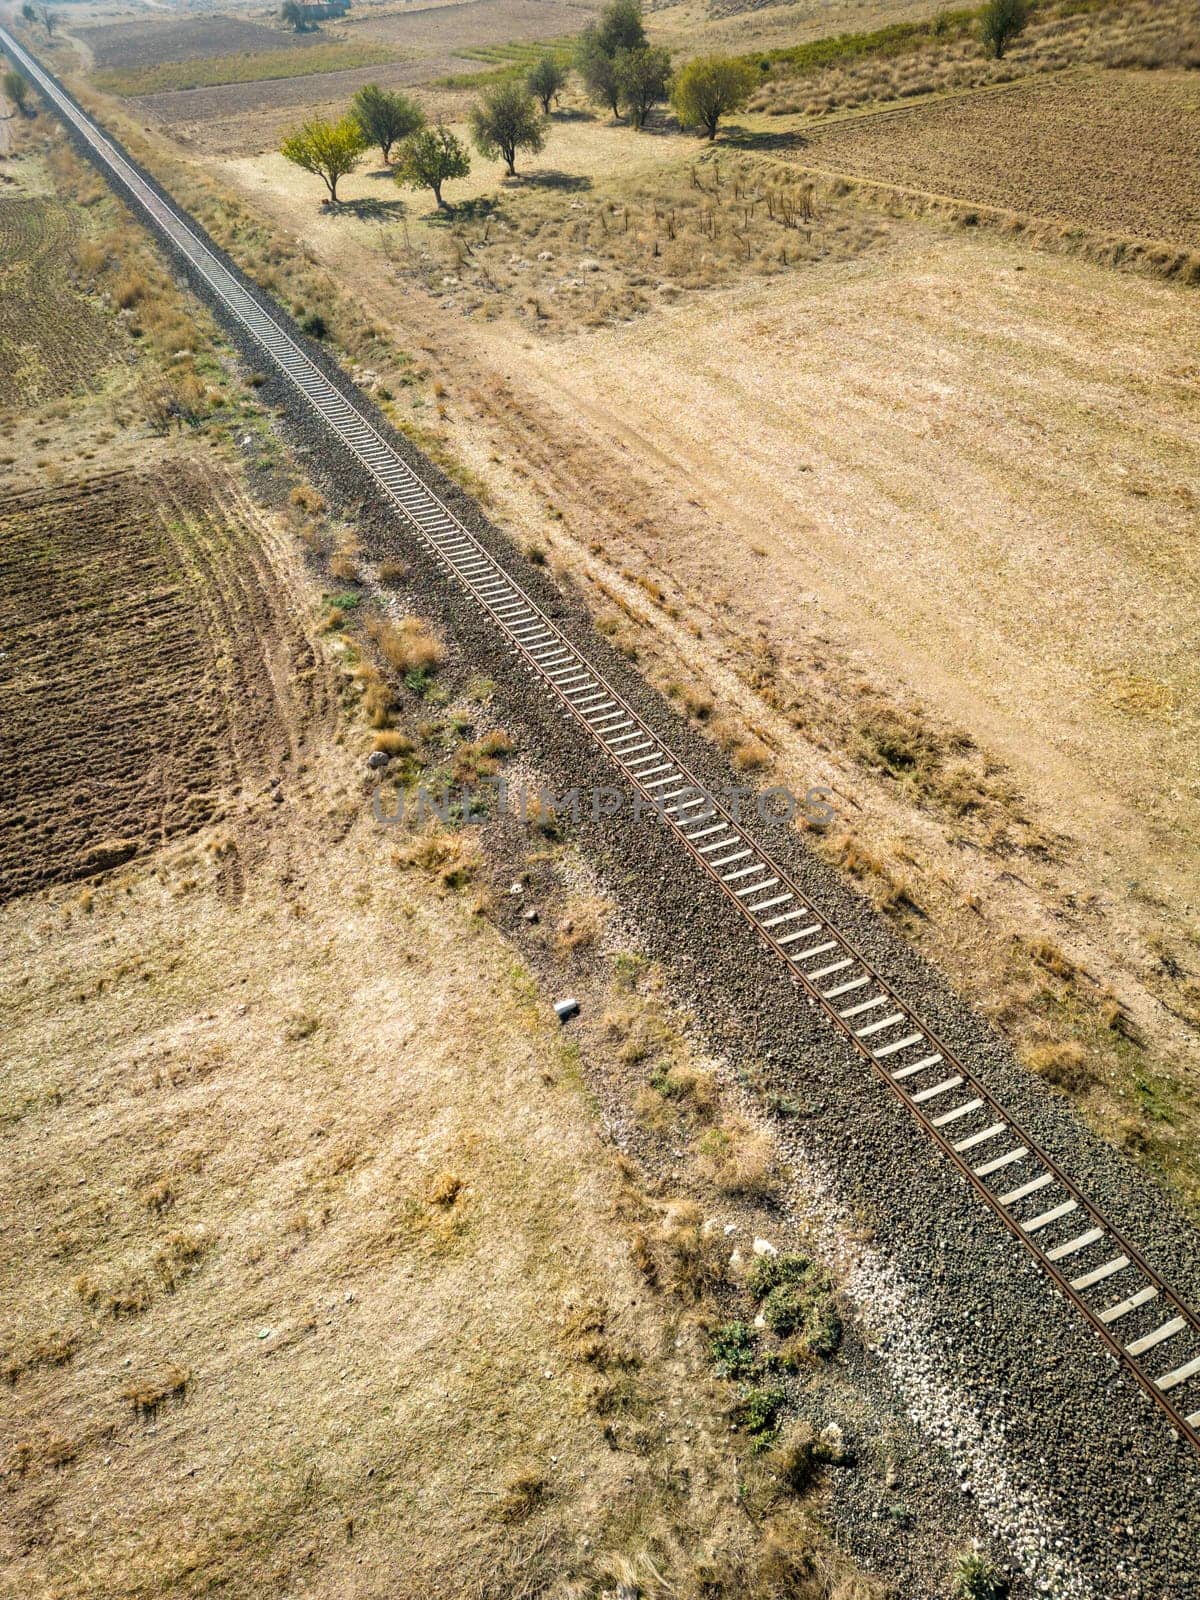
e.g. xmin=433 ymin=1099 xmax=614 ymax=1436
xmin=4 ymin=0 xmax=1200 ymax=1593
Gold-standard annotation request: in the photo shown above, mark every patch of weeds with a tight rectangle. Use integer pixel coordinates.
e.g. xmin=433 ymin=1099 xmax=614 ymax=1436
xmin=739 ymin=1384 xmax=786 ymax=1445
xmin=749 ymin=1254 xmax=842 ymax=1361
xmin=953 ymin=1549 xmax=1009 ymax=1600
xmin=710 ymin=1320 xmax=758 ymax=1380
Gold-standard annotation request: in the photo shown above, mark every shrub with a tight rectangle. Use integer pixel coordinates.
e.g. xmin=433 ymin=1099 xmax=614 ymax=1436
xmin=750 ymin=1254 xmax=842 ymax=1360
xmin=709 ymin=1320 xmax=758 ymax=1379
xmin=954 ymin=1550 xmax=1009 ymax=1600
xmin=980 ymin=0 xmax=1029 ymax=60
xmin=740 ymin=1384 xmax=786 ymax=1438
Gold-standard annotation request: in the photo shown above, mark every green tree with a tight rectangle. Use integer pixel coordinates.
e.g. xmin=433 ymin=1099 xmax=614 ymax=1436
xmin=980 ymin=0 xmax=1029 ymax=58
xmin=4 ymin=71 xmax=30 ymax=115
xmin=670 ymin=54 xmax=756 ymax=140
xmin=526 ymin=51 xmax=565 ymax=115
xmin=393 ymin=124 xmax=470 ymax=210
xmin=351 ymin=83 xmax=424 ymax=164
xmin=20 ymin=3 xmax=36 ymax=22
xmin=280 ymin=115 xmax=368 ymax=203
xmin=576 ymin=0 xmax=646 ymax=118
xmin=595 ymin=0 xmax=646 ymax=56
xmin=615 ymin=44 xmax=670 ymax=129
xmin=470 ymin=82 xmax=546 ymax=177
xmin=577 ymin=30 xmax=621 ymax=117
xmin=280 ymin=1 xmax=315 ymax=32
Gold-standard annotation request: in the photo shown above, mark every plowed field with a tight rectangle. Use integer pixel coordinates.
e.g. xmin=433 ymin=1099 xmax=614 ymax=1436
xmin=74 ymin=15 xmax=325 ymax=71
xmin=0 ymin=196 xmax=115 ymax=407
xmin=799 ymin=69 xmax=1200 ymax=250
xmin=0 ymin=465 xmax=328 ymax=899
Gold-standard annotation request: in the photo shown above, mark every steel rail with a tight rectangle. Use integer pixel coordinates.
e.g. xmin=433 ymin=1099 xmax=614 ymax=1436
xmin=7 ymin=24 xmax=1199 ymax=1453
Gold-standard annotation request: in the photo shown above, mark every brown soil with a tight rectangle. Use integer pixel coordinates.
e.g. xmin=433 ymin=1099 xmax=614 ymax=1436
xmin=797 ymin=69 xmax=1200 ymax=251
xmin=0 ymin=194 xmax=116 ymax=406
xmin=0 ymin=461 xmax=330 ymax=901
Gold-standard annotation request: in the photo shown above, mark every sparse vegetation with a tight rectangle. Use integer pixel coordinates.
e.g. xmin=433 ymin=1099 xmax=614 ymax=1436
xmin=92 ymin=42 xmax=394 ymax=98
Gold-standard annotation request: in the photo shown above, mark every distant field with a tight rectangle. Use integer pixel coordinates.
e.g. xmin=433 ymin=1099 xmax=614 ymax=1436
xmin=0 ymin=466 xmax=324 ymax=898
xmin=92 ymin=41 xmax=398 ymax=98
xmin=799 ymin=70 xmax=1200 ymax=251
xmin=0 ymin=195 xmax=114 ymax=405
xmin=75 ymin=14 xmax=327 ymax=71
xmin=342 ymin=0 xmax=597 ymax=49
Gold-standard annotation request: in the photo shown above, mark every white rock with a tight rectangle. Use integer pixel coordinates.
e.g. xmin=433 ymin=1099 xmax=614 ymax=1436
xmin=753 ymin=1237 xmax=777 ymax=1257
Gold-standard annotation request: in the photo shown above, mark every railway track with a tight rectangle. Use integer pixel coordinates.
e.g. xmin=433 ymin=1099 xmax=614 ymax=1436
xmin=7 ymin=25 xmax=1200 ymax=1455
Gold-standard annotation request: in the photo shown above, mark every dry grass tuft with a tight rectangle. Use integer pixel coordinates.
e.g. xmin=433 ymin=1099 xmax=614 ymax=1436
xmin=354 ymin=663 xmax=394 ymax=729
xmin=138 ymin=1177 xmax=175 ymax=1213
xmin=828 ymin=832 xmax=918 ymax=915
xmin=372 ymin=729 xmax=416 ymax=757
xmin=122 ymin=1363 xmax=190 ymax=1418
xmin=367 ymin=614 xmax=446 ymax=677
xmin=641 ymin=1200 xmax=730 ymax=1302
xmin=378 ymin=558 xmax=408 ymax=584
xmin=555 ymin=895 xmax=608 ymax=957
xmin=495 ymin=1467 xmax=548 ymax=1523
xmin=288 ymin=483 xmax=325 ymax=516
xmin=697 ymin=1118 xmax=776 ymax=1198
xmin=1024 ymin=1041 xmax=1096 ymax=1093
xmin=1028 ymin=938 xmax=1076 ymax=982
xmin=394 ymin=827 xmax=481 ymax=891
xmin=425 ymin=1170 xmax=464 ymax=1207
xmin=329 ymin=552 xmax=360 ymax=583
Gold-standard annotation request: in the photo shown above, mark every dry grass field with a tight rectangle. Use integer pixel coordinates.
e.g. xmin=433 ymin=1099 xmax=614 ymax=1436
xmin=797 ymin=69 xmax=1200 ymax=252
xmin=0 ymin=464 xmax=328 ymax=900
xmin=0 ymin=792 xmax=855 ymax=1600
